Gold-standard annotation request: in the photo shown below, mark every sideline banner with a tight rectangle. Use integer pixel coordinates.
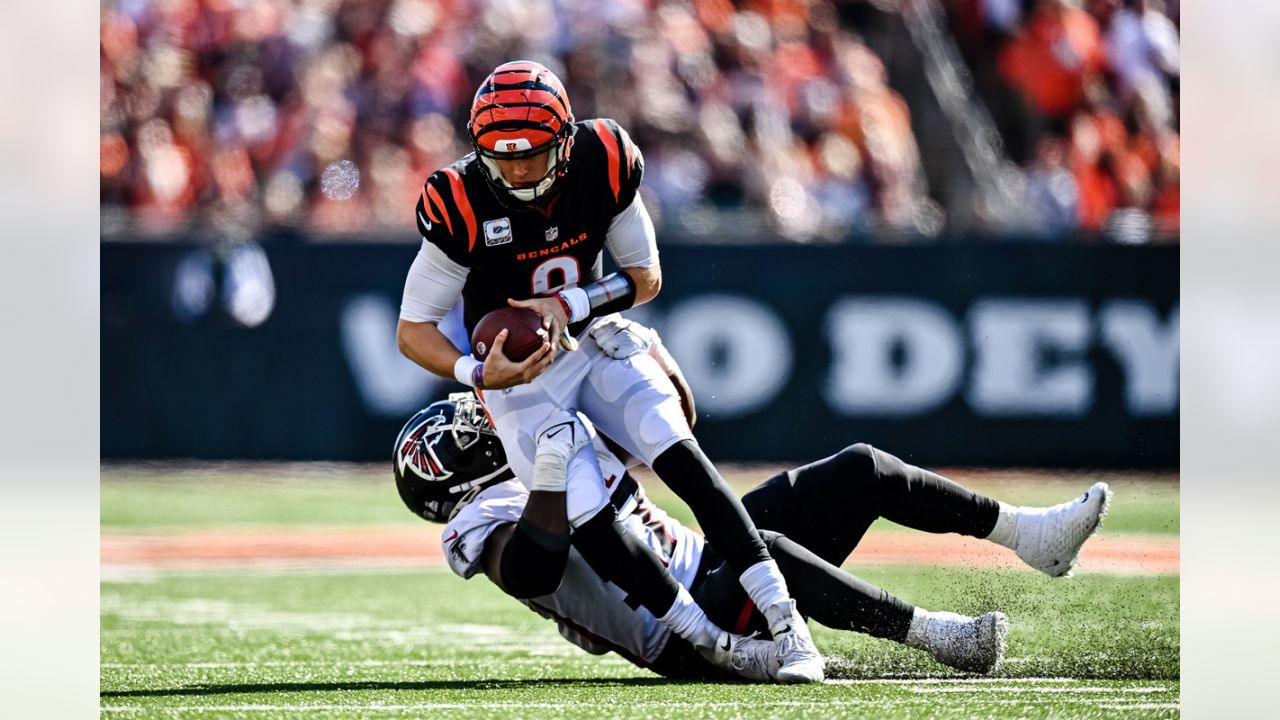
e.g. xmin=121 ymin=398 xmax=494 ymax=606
xmin=102 ymin=241 xmax=1177 ymax=467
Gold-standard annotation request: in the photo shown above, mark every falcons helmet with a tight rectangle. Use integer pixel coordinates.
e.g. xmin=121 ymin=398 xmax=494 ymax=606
xmin=393 ymin=392 xmax=510 ymax=523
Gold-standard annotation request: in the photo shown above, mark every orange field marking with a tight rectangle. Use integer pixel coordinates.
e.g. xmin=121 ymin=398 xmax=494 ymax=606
xmin=101 ymin=527 xmax=1177 ymax=575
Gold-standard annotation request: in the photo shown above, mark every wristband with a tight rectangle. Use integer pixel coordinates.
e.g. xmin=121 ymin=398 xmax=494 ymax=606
xmin=556 ymin=287 xmax=590 ymax=323
xmin=453 ymin=355 xmax=484 ymax=388
xmin=582 ymin=273 xmax=637 ymax=317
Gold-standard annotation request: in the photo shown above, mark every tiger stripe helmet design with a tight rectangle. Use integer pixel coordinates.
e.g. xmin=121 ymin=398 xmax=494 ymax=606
xmin=468 ymin=60 xmax=575 ymax=207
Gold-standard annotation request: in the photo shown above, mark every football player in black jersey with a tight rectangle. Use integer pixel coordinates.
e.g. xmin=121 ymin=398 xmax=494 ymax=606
xmin=396 ymin=61 xmax=823 ymax=681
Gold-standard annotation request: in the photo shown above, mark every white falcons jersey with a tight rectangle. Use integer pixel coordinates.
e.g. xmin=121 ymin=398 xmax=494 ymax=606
xmin=441 ymin=473 xmax=704 ymax=667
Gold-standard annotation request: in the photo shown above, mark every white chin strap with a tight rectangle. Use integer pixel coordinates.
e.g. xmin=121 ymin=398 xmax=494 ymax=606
xmin=481 ymin=152 xmax=557 ymax=202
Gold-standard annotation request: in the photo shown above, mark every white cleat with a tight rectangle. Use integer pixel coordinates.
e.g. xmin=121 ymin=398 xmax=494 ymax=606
xmin=921 ymin=611 xmax=1008 ymax=674
xmin=1012 ymin=482 xmax=1113 ymax=578
xmin=702 ymin=631 xmax=778 ymax=683
xmin=765 ymin=600 xmax=825 ymax=684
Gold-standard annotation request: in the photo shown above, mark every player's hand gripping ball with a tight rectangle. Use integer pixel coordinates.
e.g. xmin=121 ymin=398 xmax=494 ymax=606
xmin=472 ymin=307 xmax=549 ymax=363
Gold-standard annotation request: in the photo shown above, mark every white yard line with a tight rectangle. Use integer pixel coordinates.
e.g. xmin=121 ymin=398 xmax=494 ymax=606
xmin=97 ymin=701 xmax=912 ymax=713
xmin=909 ymin=686 xmax=1172 ymax=694
xmin=100 ymin=696 xmax=1181 ymax=713
xmin=102 ymin=658 xmax=629 ymax=669
xmin=825 ymin=678 xmax=1078 ymax=685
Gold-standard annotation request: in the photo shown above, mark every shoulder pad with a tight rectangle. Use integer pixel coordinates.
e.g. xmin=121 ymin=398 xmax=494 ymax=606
xmin=583 ymin=118 xmax=644 ymax=210
xmin=416 ymin=165 xmax=479 ymax=261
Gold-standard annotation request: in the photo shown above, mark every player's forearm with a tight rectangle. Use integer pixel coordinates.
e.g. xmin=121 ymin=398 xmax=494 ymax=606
xmin=396 ymin=319 xmax=462 ymax=378
xmin=522 ymin=490 xmax=569 ymax=539
xmin=623 ymin=265 xmax=661 ymax=306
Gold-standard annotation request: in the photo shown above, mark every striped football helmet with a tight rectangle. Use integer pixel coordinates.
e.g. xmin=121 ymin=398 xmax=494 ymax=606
xmin=467 ymin=60 xmax=575 ymax=206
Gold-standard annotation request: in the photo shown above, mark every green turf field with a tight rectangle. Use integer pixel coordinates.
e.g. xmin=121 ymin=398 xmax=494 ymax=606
xmin=102 ymin=463 xmax=1178 ymax=535
xmin=102 ymin=465 xmax=1179 ymax=718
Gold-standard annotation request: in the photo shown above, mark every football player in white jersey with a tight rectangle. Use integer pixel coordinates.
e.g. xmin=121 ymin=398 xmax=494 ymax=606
xmin=394 ymin=326 xmax=1113 ymax=681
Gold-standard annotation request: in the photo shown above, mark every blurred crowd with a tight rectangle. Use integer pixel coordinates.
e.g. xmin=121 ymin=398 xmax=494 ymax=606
xmin=950 ymin=0 xmax=1179 ymax=239
xmin=100 ymin=0 xmax=1178 ymax=242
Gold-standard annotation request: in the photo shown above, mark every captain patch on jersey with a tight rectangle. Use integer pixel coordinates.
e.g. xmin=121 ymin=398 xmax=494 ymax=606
xmin=484 ymin=217 xmax=513 ymax=247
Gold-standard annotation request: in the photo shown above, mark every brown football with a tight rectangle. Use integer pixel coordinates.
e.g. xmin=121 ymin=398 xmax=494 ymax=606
xmin=471 ymin=307 xmax=548 ymax=363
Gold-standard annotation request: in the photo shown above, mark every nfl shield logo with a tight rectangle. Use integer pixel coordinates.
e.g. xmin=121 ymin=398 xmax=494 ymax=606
xmin=545 ymin=226 xmax=559 ymax=243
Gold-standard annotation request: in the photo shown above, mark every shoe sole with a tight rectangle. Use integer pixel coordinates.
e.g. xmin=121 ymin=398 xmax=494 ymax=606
xmin=1052 ymin=482 xmax=1113 ymax=578
xmin=932 ymin=611 xmax=1009 ymax=674
xmin=776 ymin=660 xmax=825 ymax=684
xmin=975 ymin=611 xmax=1009 ymax=674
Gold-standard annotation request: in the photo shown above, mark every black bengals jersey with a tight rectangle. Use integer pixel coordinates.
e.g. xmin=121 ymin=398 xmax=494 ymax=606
xmin=414 ymin=118 xmax=645 ymax=338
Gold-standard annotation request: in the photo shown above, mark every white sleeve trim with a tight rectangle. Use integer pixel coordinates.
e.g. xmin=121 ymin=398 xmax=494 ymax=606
xmin=605 ymin=194 xmax=659 ymax=269
xmin=400 ymin=239 xmax=469 ymax=324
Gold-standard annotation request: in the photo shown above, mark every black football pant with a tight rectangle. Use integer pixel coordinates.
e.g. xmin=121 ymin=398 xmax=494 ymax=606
xmin=650 ymin=443 xmax=1001 ymax=679
xmin=650 ymin=439 xmax=773 ymax=574
xmin=571 ymin=506 xmax=684 ymax=621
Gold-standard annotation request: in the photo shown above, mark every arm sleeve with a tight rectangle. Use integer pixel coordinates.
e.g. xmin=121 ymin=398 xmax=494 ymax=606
xmin=498 ymin=518 xmax=571 ymax=599
xmin=604 ymin=194 xmax=659 ymax=269
xmin=400 ymin=239 xmax=469 ymax=324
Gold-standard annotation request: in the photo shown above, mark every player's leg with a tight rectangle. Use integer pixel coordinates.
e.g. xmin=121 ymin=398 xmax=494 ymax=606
xmin=744 ymin=443 xmax=1112 ymax=578
xmin=768 ymin=533 xmax=1008 ymax=674
xmin=570 ymin=508 xmax=724 ymax=654
xmin=476 ymin=353 xmax=592 ymax=489
xmin=741 ymin=443 xmax=999 ymax=567
xmin=691 ymin=533 xmax=1007 ymax=674
xmin=535 ymin=410 xmax=728 ymax=659
xmin=579 ymin=347 xmax=823 ymax=682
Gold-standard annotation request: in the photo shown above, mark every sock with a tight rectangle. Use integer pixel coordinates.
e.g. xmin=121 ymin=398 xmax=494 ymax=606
xmin=983 ymin=502 xmax=1019 ymax=548
xmin=739 ymin=560 xmax=791 ymax=619
xmin=904 ymin=608 xmax=935 ymax=651
xmin=768 ymin=532 xmax=915 ymax=641
xmin=657 ymin=586 xmax=722 ymax=650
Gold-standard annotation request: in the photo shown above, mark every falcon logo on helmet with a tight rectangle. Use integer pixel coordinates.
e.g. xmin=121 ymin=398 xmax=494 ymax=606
xmin=468 ymin=60 xmax=575 ymax=207
xmin=392 ymin=393 xmax=511 ymax=523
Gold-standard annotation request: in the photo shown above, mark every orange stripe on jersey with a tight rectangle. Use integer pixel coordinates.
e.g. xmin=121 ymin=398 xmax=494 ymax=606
xmin=594 ymin=119 xmax=621 ymax=203
xmin=476 ymin=394 xmax=497 ymax=429
xmin=425 ymin=183 xmax=451 ymax=234
xmin=442 ymin=168 xmax=477 ymax=252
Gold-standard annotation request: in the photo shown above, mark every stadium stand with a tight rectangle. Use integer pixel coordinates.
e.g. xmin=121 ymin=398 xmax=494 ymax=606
xmin=100 ymin=0 xmax=1177 ymax=242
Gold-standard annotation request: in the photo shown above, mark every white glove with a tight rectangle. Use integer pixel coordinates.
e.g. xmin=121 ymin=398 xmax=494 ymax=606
xmin=530 ymin=410 xmax=591 ymax=493
xmin=588 ymin=316 xmax=656 ymax=359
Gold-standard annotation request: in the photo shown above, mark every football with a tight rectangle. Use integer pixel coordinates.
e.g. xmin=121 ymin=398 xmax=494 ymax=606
xmin=471 ymin=307 xmax=548 ymax=363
